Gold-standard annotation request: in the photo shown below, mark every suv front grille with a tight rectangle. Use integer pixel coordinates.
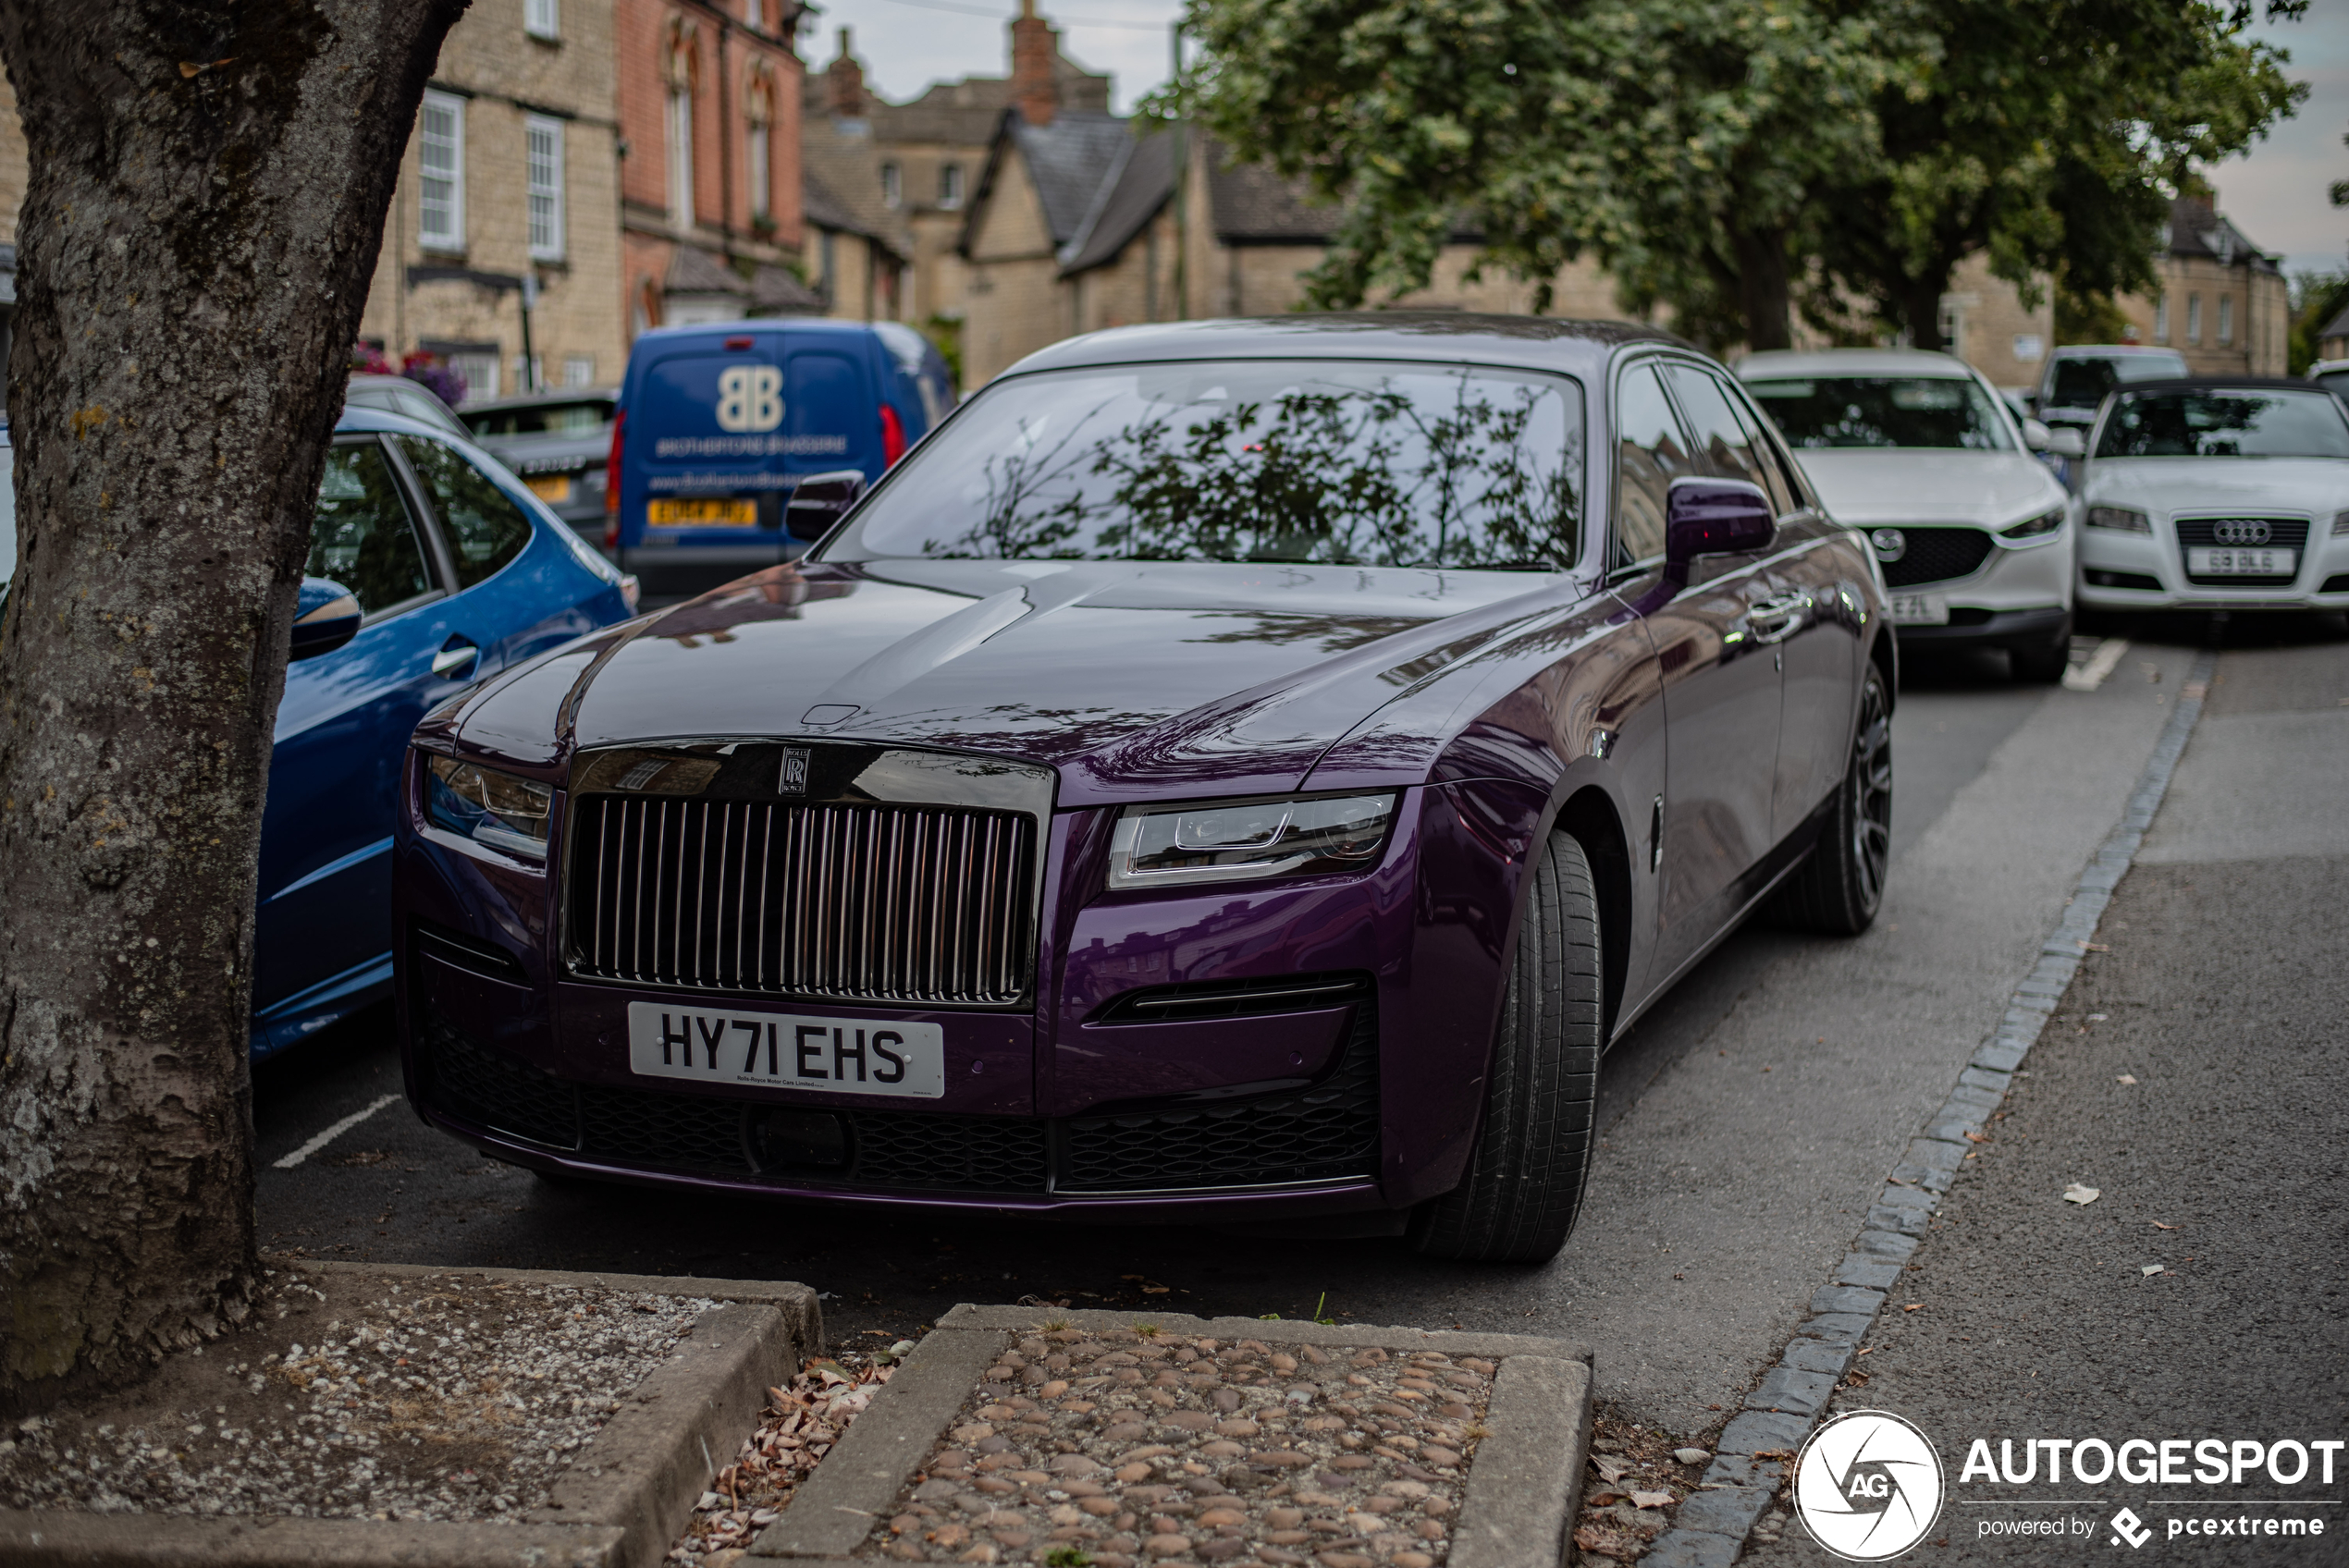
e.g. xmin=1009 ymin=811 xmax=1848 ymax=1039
xmin=567 ymin=795 xmax=1036 ymax=1006
xmin=1878 ymin=527 xmax=1994 ymax=588
xmin=419 ymin=994 xmax=1379 ymax=1197
xmin=2174 ymin=516 xmax=2307 ymax=588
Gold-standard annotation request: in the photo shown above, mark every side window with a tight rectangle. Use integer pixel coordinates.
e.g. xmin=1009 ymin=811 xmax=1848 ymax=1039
xmin=399 ymin=436 xmax=535 ymax=589
xmin=1662 ymin=364 xmax=1777 ymax=497
xmin=1613 ymin=364 xmax=1697 ymax=566
xmin=309 ymin=440 xmax=434 ymax=615
xmin=1716 ymin=378 xmax=1802 ymax=516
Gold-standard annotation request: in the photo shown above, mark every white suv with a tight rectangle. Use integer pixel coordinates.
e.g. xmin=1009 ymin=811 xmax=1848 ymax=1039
xmin=1739 ymin=349 xmax=2075 ymax=682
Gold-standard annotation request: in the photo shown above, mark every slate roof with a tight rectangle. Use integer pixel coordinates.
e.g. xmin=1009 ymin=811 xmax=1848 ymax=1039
xmin=666 ymin=245 xmax=747 ymax=298
xmin=2318 ymin=304 xmax=2349 ymax=342
xmin=1205 ymin=151 xmax=1345 ymax=244
xmin=2168 ymin=196 xmax=2278 ymax=275
xmin=997 ymin=110 xmax=1137 ymax=250
xmin=1060 ymin=126 xmax=1179 ymax=274
xmin=802 ymin=116 xmax=914 ymax=258
xmin=751 ymin=263 xmax=824 ymax=315
xmin=862 ymin=52 xmax=1110 ymax=147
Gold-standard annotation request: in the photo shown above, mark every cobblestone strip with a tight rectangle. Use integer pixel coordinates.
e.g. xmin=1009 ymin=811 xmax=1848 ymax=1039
xmin=1639 ymin=650 xmax=2220 ymax=1568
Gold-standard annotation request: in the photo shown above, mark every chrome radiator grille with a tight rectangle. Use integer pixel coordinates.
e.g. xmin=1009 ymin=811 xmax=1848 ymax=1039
xmin=567 ymin=795 xmax=1037 ymax=1005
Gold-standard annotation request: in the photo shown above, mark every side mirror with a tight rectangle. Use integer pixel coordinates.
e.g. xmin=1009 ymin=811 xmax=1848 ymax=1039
xmin=2043 ymin=428 xmax=2086 ymax=460
xmin=291 ymin=576 xmax=362 ymax=661
xmin=1665 ymin=478 xmax=1775 ymax=567
xmin=785 ymin=469 xmax=867 ymax=542
xmin=2021 ymin=418 xmax=2053 ymax=451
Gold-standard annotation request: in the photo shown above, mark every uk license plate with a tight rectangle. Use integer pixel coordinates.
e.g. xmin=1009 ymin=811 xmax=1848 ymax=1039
xmin=525 ymin=473 xmax=574 ymax=505
xmin=1888 ymin=593 xmax=1949 ymax=625
xmin=648 ymin=498 xmax=757 ymax=527
xmin=2186 ymin=546 xmax=2294 ymax=576
xmin=626 ymin=1002 xmax=943 ymax=1097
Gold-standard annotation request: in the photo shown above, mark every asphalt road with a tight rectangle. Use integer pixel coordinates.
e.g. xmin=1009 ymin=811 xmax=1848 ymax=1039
xmin=251 ymin=629 xmax=2229 ymax=1443
xmin=1749 ymin=630 xmax=2349 ymax=1565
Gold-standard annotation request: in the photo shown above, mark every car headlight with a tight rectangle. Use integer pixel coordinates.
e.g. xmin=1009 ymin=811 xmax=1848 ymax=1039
xmin=425 ymin=754 xmax=553 ymax=862
xmin=1998 ymin=508 xmax=2065 ymax=540
xmin=1107 ymin=793 xmax=1397 ymax=890
xmin=2331 ymin=509 xmax=2349 ymax=537
xmin=2086 ymin=506 xmax=2151 ymax=533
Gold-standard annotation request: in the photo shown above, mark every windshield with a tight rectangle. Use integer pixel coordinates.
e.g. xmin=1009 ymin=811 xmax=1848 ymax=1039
xmin=822 ymin=359 xmax=1585 ymax=570
xmin=2048 ymin=352 xmax=2189 ymax=409
xmin=2095 ymin=389 xmax=2349 ymax=459
xmin=1743 ymin=376 xmax=2012 ymax=450
xmin=463 ymin=398 xmax=615 ymax=438
xmin=2311 ymin=371 xmax=2349 ymax=404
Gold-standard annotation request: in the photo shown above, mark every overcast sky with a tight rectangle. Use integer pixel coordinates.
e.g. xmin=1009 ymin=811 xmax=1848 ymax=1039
xmin=811 ymin=0 xmax=2349 ymax=276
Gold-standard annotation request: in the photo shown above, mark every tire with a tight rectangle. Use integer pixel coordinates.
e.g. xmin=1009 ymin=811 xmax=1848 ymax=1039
xmin=1408 ymin=832 xmax=1603 ymax=1265
xmin=2009 ymin=619 xmax=2072 ymax=683
xmin=1770 ymin=661 xmax=1893 ymax=936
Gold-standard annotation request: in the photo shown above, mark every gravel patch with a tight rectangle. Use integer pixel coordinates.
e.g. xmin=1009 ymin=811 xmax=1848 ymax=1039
xmin=0 ymin=1266 xmax=713 ymax=1522
xmin=857 ymin=1324 xmax=1489 ymax=1566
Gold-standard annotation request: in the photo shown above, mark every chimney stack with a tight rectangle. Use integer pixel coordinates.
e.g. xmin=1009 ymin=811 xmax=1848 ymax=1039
xmin=826 ymin=27 xmax=866 ymax=118
xmin=1011 ymin=0 xmax=1059 ymax=127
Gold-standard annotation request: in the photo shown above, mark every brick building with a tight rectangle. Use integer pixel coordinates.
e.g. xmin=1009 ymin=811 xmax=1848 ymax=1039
xmin=353 ymin=0 xmax=629 ymax=400
xmin=615 ymin=0 xmax=819 ymax=335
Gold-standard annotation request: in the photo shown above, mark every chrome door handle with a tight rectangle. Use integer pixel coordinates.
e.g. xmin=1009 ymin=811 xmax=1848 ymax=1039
xmin=1749 ymin=592 xmax=1808 ymax=642
xmin=431 ymin=641 xmax=479 ymax=677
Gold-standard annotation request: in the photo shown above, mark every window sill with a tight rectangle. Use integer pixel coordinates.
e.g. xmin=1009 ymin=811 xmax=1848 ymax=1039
xmin=525 ymin=29 xmax=562 ymax=45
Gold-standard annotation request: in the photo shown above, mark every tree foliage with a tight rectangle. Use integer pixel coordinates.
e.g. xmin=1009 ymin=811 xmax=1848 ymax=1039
xmin=1169 ymin=0 xmax=2306 ymax=352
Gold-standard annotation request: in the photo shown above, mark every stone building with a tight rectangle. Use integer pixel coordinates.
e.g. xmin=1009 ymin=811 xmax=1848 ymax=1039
xmin=799 ymin=53 xmax=914 ymax=323
xmin=354 ymin=0 xmax=630 ymax=400
xmin=807 ymin=6 xmax=1110 ymax=370
xmin=614 ymin=0 xmax=819 ymax=335
xmin=2109 ymin=193 xmax=2289 ymax=376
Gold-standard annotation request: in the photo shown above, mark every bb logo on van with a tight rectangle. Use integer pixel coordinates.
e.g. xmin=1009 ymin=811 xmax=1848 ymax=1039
xmin=717 ymin=365 xmax=784 ymax=433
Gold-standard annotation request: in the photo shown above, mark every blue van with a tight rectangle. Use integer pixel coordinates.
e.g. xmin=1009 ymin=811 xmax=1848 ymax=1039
xmin=607 ymin=319 xmax=953 ymax=596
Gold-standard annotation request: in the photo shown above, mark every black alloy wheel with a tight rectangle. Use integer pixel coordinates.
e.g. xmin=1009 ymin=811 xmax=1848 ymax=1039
xmin=1770 ymin=662 xmax=1893 ymax=935
xmin=1409 ymin=831 xmax=1603 ymax=1265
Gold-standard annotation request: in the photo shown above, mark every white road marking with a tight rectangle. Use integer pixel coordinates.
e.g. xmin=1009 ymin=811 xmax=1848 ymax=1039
xmin=2062 ymin=636 xmax=2131 ymax=692
xmin=273 ymin=1094 xmax=400 ymax=1170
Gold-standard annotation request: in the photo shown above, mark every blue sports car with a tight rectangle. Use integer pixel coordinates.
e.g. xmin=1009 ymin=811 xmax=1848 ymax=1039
xmin=0 ymin=404 xmax=639 ymax=1059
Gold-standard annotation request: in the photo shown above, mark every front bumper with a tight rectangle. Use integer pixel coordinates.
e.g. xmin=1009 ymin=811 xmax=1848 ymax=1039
xmin=1873 ymin=523 xmax=2073 ymax=649
xmin=2078 ymin=519 xmax=2349 ymax=609
xmin=1891 ymin=604 xmax=2072 ymax=651
xmin=392 ymin=768 xmax=1532 ymax=1223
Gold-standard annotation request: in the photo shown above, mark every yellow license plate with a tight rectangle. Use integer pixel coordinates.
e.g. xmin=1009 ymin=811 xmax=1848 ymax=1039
xmin=649 ymin=498 xmax=757 ymax=527
xmin=525 ymin=474 xmax=573 ymax=505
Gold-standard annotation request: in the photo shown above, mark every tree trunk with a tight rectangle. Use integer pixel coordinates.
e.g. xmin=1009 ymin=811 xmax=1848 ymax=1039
xmin=1731 ymin=226 xmax=1793 ymax=352
xmin=0 ymin=0 xmax=464 ymax=1412
xmin=1900 ymin=275 xmax=1949 ymax=352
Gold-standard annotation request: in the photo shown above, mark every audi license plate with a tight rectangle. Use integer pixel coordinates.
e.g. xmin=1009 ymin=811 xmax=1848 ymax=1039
xmin=627 ymin=1002 xmax=943 ymax=1098
xmin=1887 ymin=593 xmax=1949 ymax=625
xmin=2186 ymin=546 xmax=2294 ymax=576
xmin=648 ymin=498 xmax=757 ymax=527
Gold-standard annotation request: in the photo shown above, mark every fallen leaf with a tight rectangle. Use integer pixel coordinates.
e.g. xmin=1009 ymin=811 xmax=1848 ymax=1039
xmin=2153 ymin=1221 xmax=2175 ymax=1231
xmin=1901 ymin=1303 xmax=1925 ymax=1312
xmin=1845 ymin=1372 xmax=1870 ymax=1387
xmin=1855 ymin=1346 xmax=1875 ymax=1356
xmin=1963 ymin=1131 xmax=1991 ymax=1144
xmin=2082 ymin=942 xmax=2109 ymax=952
xmin=1585 ymin=1488 xmax=1627 ymax=1506
xmin=2063 ymin=1182 xmax=2101 ymax=1206
xmin=1752 ymin=1449 xmax=1792 ymax=1461
xmin=2140 ymin=1265 xmax=2165 ymax=1277
xmin=1592 ymin=1453 xmax=1633 ymax=1483
xmin=2116 ymin=1074 xmax=2138 ymax=1085
xmin=1629 ymin=1489 xmax=1675 ymax=1510
xmin=2087 ymin=1012 xmax=2109 ymax=1021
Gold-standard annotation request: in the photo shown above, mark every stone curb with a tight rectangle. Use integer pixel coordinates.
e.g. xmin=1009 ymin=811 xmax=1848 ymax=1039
xmin=1640 ymin=650 xmax=2217 ymax=1567
xmin=749 ymin=1305 xmax=1593 ymax=1568
xmin=0 ymin=1265 xmax=822 ymax=1568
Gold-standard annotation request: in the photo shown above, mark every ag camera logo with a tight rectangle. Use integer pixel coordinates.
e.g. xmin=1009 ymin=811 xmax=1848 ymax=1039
xmin=1795 ymin=1410 xmax=1946 ymax=1561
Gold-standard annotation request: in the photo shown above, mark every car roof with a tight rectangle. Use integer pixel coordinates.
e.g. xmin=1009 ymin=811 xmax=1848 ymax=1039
xmin=459 ymin=386 xmax=619 ymax=414
xmin=2048 ymin=344 xmax=2183 ymax=358
xmin=996 ymin=312 xmax=1688 ymax=381
xmin=336 ymin=402 xmax=490 ymax=442
xmin=2104 ymin=376 xmax=2337 ymax=397
xmin=1736 ymin=348 xmax=1975 ymax=379
xmin=2308 ymin=360 xmax=2349 ymax=375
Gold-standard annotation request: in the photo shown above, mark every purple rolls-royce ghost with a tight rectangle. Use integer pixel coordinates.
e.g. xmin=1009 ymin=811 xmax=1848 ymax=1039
xmin=392 ymin=315 xmax=1895 ymax=1263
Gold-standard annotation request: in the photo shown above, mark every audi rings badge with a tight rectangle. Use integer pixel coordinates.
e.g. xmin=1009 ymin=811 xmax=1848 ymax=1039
xmin=2211 ymin=519 xmax=2274 ymax=546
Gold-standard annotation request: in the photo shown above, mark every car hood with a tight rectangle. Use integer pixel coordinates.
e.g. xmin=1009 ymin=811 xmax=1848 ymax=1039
xmin=1790 ymin=448 xmax=2066 ymax=527
xmin=438 ymin=557 xmax=1576 ymax=804
xmin=2082 ymin=456 xmax=2349 ymax=517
